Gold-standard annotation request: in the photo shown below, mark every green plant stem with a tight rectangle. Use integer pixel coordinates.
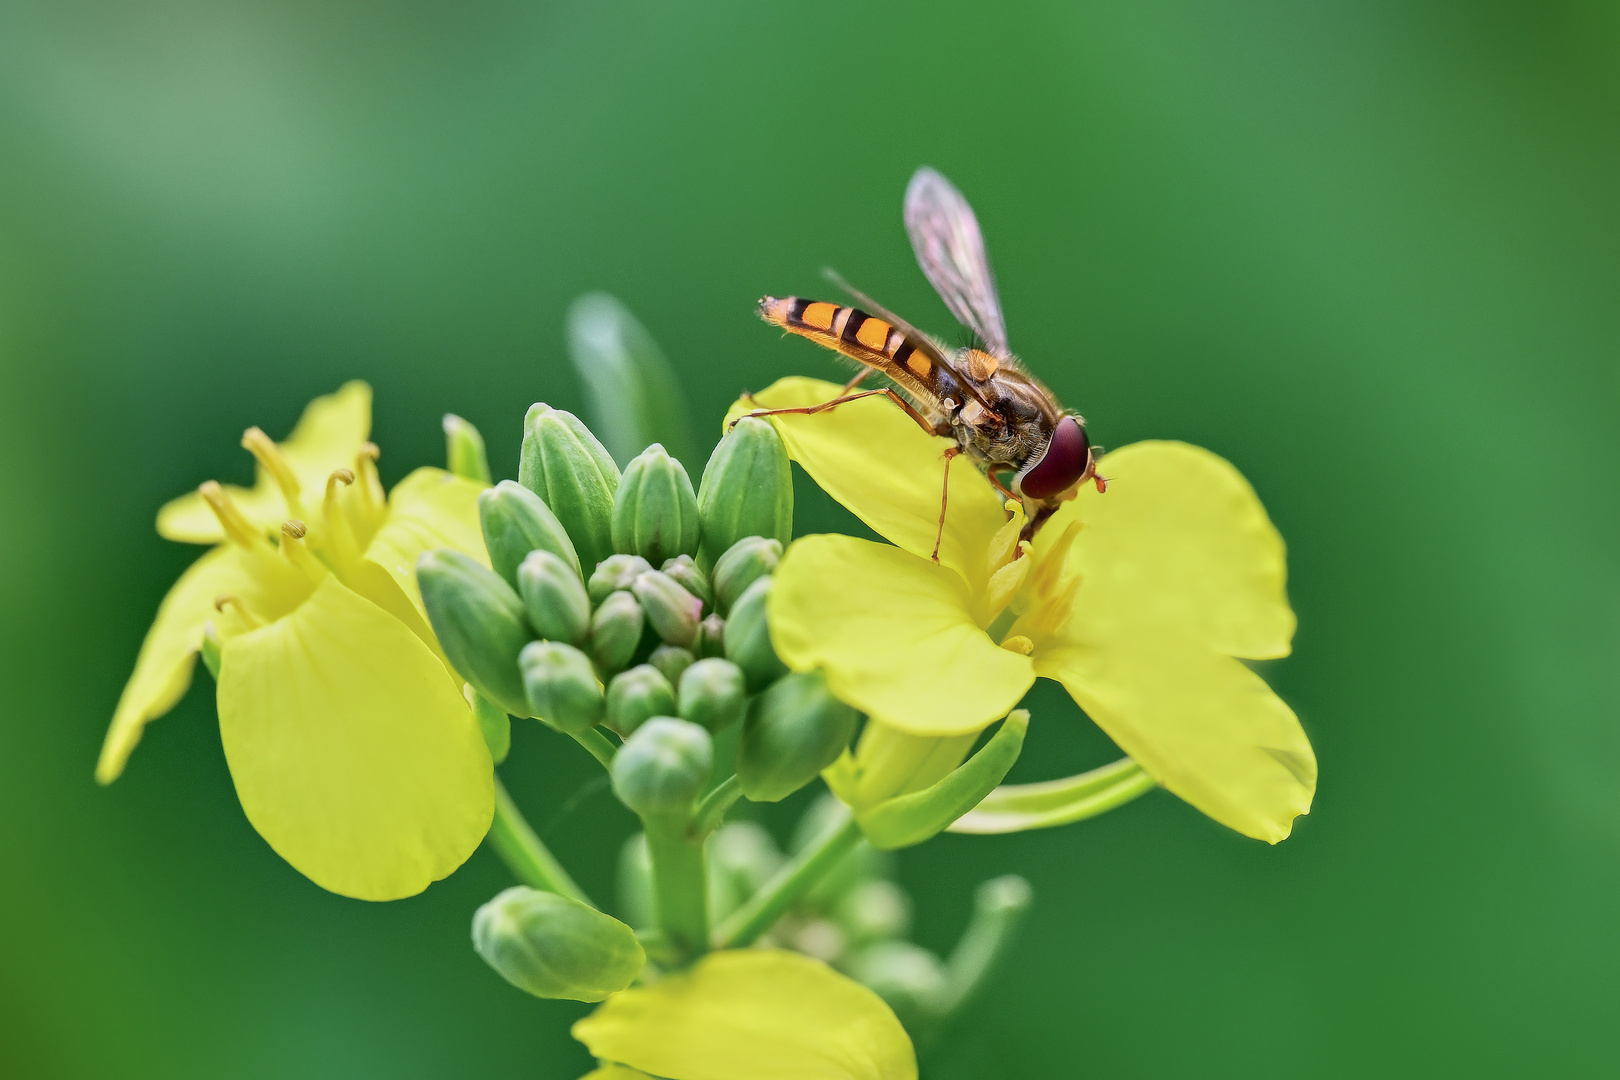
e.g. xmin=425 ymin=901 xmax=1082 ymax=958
xmin=936 ymin=876 xmax=1032 ymax=1017
xmin=571 ymin=726 xmax=619 ymax=770
xmin=712 ymin=810 xmax=863 ymax=950
xmin=643 ymin=814 xmax=709 ymax=962
xmin=689 ymin=774 xmax=743 ymax=838
xmin=488 ymin=776 xmax=590 ymax=905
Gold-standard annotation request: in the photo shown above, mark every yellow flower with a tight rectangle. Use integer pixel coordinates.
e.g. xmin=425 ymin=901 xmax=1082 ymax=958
xmin=730 ymin=378 xmax=1315 ymax=843
xmin=573 ymin=949 xmax=915 ymax=1080
xmin=99 ymin=382 xmax=495 ymax=899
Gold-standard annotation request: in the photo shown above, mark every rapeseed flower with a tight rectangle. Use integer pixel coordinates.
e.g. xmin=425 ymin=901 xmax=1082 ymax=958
xmin=99 ymin=382 xmax=494 ymax=899
xmin=732 ymin=378 xmax=1315 ymax=843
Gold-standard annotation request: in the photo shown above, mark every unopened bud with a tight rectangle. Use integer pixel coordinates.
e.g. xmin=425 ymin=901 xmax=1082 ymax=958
xmin=738 ymin=671 xmax=859 ymax=802
xmin=631 ymin=570 xmax=702 ymax=648
xmin=480 ymin=480 xmax=582 ymax=586
xmin=712 ymin=536 xmax=782 ymax=615
xmin=647 ymin=644 xmax=695 ymax=687
xmin=589 ymin=590 xmax=645 ymax=674
xmin=660 ymin=554 xmax=713 ymax=613
xmin=588 ymin=553 xmax=652 ymax=604
xmin=611 ymin=443 xmax=700 ymax=566
xmin=519 ymin=640 xmax=603 ymax=735
xmin=697 ymin=613 xmax=726 ymax=659
xmin=472 ymin=886 xmax=645 ymax=1002
xmin=611 ymin=717 xmax=713 ymax=817
xmin=517 ymin=549 xmax=592 ymax=646
xmin=723 ymin=575 xmax=787 ymax=691
xmin=605 ymin=664 xmax=677 ymax=738
xmin=519 ymin=403 xmax=619 ymax=573
xmin=677 ymin=657 xmax=746 ymax=732
xmin=443 ymin=413 xmax=491 ymax=484
xmin=698 ymin=416 xmax=793 ymax=565
xmin=418 ymin=549 xmax=534 ymax=717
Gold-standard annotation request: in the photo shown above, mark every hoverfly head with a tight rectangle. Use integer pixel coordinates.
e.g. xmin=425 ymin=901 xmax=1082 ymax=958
xmin=1013 ymin=416 xmax=1093 ymax=501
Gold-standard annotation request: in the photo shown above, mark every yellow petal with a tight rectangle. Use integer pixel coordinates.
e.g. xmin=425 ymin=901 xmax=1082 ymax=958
xmin=97 ymin=544 xmax=311 ymax=784
xmin=578 ymin=1069 xmax=652 ymax=1080
xmin=217 ymin=575 xmax=493 ymax=899
xmin=727 ymin=377 xmax=1006 ymax=594
xmin=770 ymin=534 xmax=1032 ymax=737
xmin=1035 ymin=440 xmax=1294 ymax=659
xmin=573 ymin=949 xmax=916 ymax=1080
xmin=157 ymin=382 xmax=373 ymax=543
xmin=345 ymin=466 xmax=489 ymax=655
xmin=1036 ymin=643 xmax=1315 ymax=843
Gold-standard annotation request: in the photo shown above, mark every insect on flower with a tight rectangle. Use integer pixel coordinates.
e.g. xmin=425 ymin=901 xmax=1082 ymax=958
xmin=745 ymin=167 xmax=1103 ymax=557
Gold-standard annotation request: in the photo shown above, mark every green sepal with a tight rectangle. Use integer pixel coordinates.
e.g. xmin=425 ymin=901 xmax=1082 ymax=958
xmin=605 ymin=664 xmax=677 ymax=738
xmin=738 ymin=671 xmax=859 ymax=802
xmin=417 ymin=548 xmax=535 ymax=717
xmin=471 ymin=886 xmax=645 ymax=1002
xmin=468 ymin=686 xmax=512 ymax=764
xmin=519 ymin=403 xmax=620 ymax=573
xmin=611 ymin=717 xmax=713 ymax=816
xmin=631 ymin=569 xmax=702 ymax=648
xmin=849 ymin=711 xmax=1029 ymax=851
xmin=710 ymin=536 xmax=781 ymax=615
xmin=722 ymin=575 xmax=787 ymax=691
xmin=443 ymin=413 xmax=492 ymax=484
xmin=647 ymin=644 xmax=695 ymax=687
xmin=946 ymin=756 xmax=1156 ymax=834
xmin=480 ymin=480 xmax=582 ymax=586
xmin=520 ymin=640 xmax=605 ymax=735
xmin=199 ymin=621 xmax=224 ymax=680
xmin=517 ymin=549 xmax=593 ymax=646
xmin=589 ymin=590 xmax=645 ymax=675
xmin=589 ymin=554 xmax=653 ymax=604
xmin=676 ymin=657 xmax=746 ymax=732
xmin=611 ymin=443 xmax=700 ymax=566
xmin=660 ymin=554 xmax=713 ymax=613
xmin=697 ymin=416 xmax=793 ymax=566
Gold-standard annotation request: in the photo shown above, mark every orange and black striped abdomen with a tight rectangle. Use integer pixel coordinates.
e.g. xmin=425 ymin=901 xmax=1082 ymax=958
xmin=758 ymin=296 xmax=936 ymax=380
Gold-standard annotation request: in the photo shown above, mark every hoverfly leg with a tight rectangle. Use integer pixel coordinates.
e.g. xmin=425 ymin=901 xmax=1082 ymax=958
xmin=987 ymin=468 xmax=1017 ymax=503
xmin=840 ymin=367 xmax=873 ymax=394
xmin=731 ymin=388 xmax=944 ymax=441
xmin=931 ymin=448 xmax=962 ymax=563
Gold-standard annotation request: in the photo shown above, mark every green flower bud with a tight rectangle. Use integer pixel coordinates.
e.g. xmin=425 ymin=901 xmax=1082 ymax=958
xmin=443 ymin=413 xmax=491 ymax=484
xmin=712 ymin=536 xmax=782 ymax=615
xmin=519 ymin=641 xmax=603 ymax=735
xmin=588 ymin=553 xmax=653 ymax=604
xmin=418 ymin=549 xmax=534 ymax=717
xmin=660 ymin=554 xmax=713 ymax=613
xmin=611 ymin=443 xmax=700 ymax=566
xmin=698 ymin=416 xmax=793 ymax=565
xmin=723 ymin=575 xmax=787 ymax=691
xmin=605 ymin=664 xmax=677 ymax=738
xmin=589 ymin=590 xmax=645 ymax=674
xmin=517 ymin=549 xmax=592 ymax=646
xmin=519 ymin=403 xmax=619 ymax=573
xmin=843 ymin=941 xmax=946 ymax=1029
xmin=677 ymin=657 xmax=746 ymax=732
xmin=647 ymin=644 xmax=695 ymax=687
xmin=738 ymin=671 xmax=859 ymax=802
xmin=834 ymin=879 xmax=911 ymax=945
xmin=472 ymin=886 xmax=645 ymax=1002
xmin=480 ymin=480 xmax=582 ymax=587
xmin=611 ymin=717 xmax=713 ymax=817
xmin=467 ymin=686 xmax=512 ymax=764
xmin=697 ymin=613 xmax=726 ymax=659
xmin=631 ymin=569 xmax=702 ymax=648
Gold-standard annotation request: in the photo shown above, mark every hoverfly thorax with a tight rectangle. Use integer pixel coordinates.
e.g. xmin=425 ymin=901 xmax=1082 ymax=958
xmin=750 ymin=167 xmax=1102 ymax=556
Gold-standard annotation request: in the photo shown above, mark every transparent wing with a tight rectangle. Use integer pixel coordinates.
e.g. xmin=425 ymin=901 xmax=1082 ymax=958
xmin=904 ymin=167 xmax=1009 ymax=354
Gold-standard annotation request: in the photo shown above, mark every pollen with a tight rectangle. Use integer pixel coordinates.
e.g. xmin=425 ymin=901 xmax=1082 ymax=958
xmin=999 ymin=635 xmax=1034 ymax=656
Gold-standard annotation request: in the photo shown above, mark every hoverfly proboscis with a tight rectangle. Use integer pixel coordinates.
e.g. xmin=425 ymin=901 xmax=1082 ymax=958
xmin=743 ymin=167 xmax=1103 ymax=560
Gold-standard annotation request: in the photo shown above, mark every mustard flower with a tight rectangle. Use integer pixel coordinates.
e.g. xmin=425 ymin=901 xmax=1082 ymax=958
xmin=98 ymin=382 xmax=495 ymax=899
xmin=732 ymin=377 xmax=1315 ymax=843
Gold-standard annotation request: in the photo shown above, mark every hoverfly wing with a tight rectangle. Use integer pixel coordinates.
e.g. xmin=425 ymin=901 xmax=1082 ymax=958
xmin=822 ymin=268 xmax=957 ymax=368
xmin=904 ymin=167 xmax=1010 ymax=356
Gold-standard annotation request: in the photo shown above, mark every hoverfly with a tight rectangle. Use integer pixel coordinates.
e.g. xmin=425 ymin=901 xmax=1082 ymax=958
xmin=746 ymin=167 xmax=1102 ymax=558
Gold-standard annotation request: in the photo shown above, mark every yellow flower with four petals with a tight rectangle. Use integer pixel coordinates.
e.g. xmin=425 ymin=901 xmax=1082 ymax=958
xmin=733 ymin=377 xmax=1315 ymax=843
xmin=99 ymin=382 xmax=495 ymax=899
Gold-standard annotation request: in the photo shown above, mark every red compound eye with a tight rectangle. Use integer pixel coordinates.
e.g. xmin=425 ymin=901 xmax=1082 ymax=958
xmin=1015 ymin=417 xmax=1091 ymax=500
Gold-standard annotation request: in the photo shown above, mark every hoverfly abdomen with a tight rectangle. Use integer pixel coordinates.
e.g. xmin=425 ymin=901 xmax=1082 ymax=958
xmin=760 ymin=297 xmax=937 ymax=381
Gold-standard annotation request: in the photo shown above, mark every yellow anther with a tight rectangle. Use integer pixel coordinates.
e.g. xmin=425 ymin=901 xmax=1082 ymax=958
xmin=213 ymin=594 xmax=264 ymax=629
xmin=279 ymin=519 xmax=328 ymax=584
xmin=999 ymin=635 xmax=1035 ymax=656
xmin=242 ymin=426 xmax=304 ymax=518
xmin=198 ymin=481 xmax=265 ymax=549
xmin=321 ymin=468 xmax=363 ymax=574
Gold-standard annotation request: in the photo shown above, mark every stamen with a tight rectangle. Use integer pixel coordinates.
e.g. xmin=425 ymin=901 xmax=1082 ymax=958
xmin=241 ymin=427 xmax=304 ymax=518
xmin=985 ymin=500 xmax=1027 ymax=576
xmin=198 ymin=481 xmax=266 ymax=549
xmin=213 ymin=594 xmax=264 ymax=629
xmin=983 ymin=540 xmax=1033 ymax=617
xmin=999 ymin=635 xmax=1034 ymax=656
xmin=321 ymin=468 xmax=362 ymax=574
xmin=353 ymin=442 xmax=386 ymax=514
xmin=279 ymin=520 xmax=329 ymax=584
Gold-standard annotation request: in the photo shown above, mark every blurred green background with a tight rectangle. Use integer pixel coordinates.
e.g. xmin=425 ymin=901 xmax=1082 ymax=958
xmin=3 ymin=1 xmax=1618 ymax=1076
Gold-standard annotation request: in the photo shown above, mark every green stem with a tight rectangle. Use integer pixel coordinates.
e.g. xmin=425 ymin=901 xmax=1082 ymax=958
xmin=643 ymin=814 xmax=709 ymax=962
xmin=571 ymin=726 xmax=619 ymax=770
xmin=936 ymin=875 xmax=1032 ymax=1018
xmin=689 ymin=774 xmax=743 ymax=839
xmin=488 ymin=776 xmax=590 ymax=906
xmin=712 ymin=810 xmax=863 ymax=950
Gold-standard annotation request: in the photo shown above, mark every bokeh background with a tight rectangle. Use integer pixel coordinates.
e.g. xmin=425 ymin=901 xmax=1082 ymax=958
xmin=3 ymin=1 xmax=1618 ymax=1077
